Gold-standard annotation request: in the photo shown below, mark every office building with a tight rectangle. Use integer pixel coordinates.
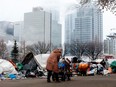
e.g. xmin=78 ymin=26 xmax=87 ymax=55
xmin=21 ymin=7 xmax=62 ymax=47
xmin=104 ymin=33 xmax=116 ymax=55
xmin=14 ymin=21 xmax=24 ymax=42
xmin=0 ymin=21 xmax=14 ymax=42
xmin=65 ymin=3 xmax=103 ymax=44
xmin=22 ymin=7 xmax=52 ymax=45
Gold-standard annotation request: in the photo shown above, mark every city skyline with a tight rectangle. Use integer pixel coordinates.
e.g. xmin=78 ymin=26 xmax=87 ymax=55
xmin=0 ymin=0 xmax=116 ymax=40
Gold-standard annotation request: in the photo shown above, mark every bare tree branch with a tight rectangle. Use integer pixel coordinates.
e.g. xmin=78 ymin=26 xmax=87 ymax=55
xmin=69 ymin=40 xmax=86 ymax=59
xmin=63 ymin=43 xmax=71 ymax=56
xmin=80 ymin=0 xmax=116 ymax=14
xmin=0 ymin=39 xmax=7 ymax=59
xmin=26 ymin=41 xmax=51 ymax=55
xmin=85 ymin=41 xmax=103 ymax=60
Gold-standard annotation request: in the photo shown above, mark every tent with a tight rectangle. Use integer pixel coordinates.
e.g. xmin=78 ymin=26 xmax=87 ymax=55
xmin=22 ymin=52 xmax=38 ymax=71
xmin=21 ymin=53 xmax=48 ymax=76
xmin=0 ymin=59 xmax=18 ymax=74
xmin=22 ymin=52 xmax=49 ymax=70
xmin=34 ymin=54 xmax=50 ymax=68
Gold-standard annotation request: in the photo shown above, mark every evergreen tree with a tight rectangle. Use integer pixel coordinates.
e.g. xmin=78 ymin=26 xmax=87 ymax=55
xmin=11 ymin=40 xmax=19 ymax=59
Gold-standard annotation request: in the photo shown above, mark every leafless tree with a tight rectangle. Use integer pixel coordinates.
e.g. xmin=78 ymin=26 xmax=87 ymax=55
xmin=103 ymin=40 xmax=109 ymax=54
xmin=26 ymin=41 xmax=51 ymax=55
xmin=69 ymin=40 xmax=86 ymax=59
xmin=63 ymin=43 xmax=71 ymax=56
xmin=50 ymin=43 xmax=62 ymax=51
xmin=0 ymin=39 xmax=7 ymax=59
xmin=80 ymin=0 xmax=116 ymax=14
xmin=85 ymin=41 xmax=103 ymax=60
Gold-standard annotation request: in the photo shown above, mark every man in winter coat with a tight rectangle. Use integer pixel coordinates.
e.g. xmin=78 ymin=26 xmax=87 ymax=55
xmin=46 ymin=48 xmax=62 ymax=82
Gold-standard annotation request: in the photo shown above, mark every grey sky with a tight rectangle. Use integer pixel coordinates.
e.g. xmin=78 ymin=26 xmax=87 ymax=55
xmin=0 ymin=0 xmax=77 ymax=21
xmin=0 ymin=0 xmax=38 ymax=21
xmin=103 ymin=11 xmax=116 ymax=39
xmin=0 ymin=0 xmax=116 ymax=39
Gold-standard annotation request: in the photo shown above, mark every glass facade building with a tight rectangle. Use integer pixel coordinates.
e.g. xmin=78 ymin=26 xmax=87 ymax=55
xmin=22 ymin=7 xmax=51 ymax=45
xmin=65 ymin=3 xmax=103 ymax=44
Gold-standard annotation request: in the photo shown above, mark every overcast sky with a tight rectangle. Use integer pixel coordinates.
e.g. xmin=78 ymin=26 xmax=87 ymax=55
xmin=0 ymin=0 xmax=116 ymax=39
xmin=0 ymin=0 xmax=77 ymax=21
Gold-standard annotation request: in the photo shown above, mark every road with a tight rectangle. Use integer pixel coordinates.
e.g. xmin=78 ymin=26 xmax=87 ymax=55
xmin=0 ymin=74 xmax=116 ymax=87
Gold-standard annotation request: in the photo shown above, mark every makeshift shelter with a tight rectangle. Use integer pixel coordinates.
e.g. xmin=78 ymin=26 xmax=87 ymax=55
xmin=21 ymin=53 xmax=48 ymax=77
xmin=34 ymin=54 xmax=50 ymax=68
xmin=0 ymin=59 xmax=18 ymax=74
xmin=9 ymin=60 xmax=17 ymax=69
xmin=22 ymin=52 xmax=38 ymax=71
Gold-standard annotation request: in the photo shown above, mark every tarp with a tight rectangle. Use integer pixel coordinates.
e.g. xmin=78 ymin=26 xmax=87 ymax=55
xmin=110 ymin=61 xmax=116 ymax=68
xmin=0 ymin=59 xmax=18 ymax=74
xmin=22 ymin=52 xmax=38 ymax=71
xmin=34 ymin=54 xmax=50 ymax=68
xmin=22 ymin=52 xmax=34 ymax=65
xmin=92 ymin=59 xmax=103 ymax=63
xmin=108 ymin=59 xmax=116 ymax=64
xmin=9 ymin=60 xmax=17 ymax=68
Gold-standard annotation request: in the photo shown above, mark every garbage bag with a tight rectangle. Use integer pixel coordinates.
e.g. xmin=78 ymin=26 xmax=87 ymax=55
xmin=110 ymin=61 xmax=116 ymax=68
xmin=78 ymin=63 xmax=89 ymax=71
xmin=110 ymin=61 xmax=116 ymax=73
xmin=9 ymin=74 xmax=16 ymax=79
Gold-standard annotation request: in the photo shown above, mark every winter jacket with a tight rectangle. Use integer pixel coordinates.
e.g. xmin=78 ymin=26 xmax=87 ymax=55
xmin=46 ymin=49 xmax=62 ymax=73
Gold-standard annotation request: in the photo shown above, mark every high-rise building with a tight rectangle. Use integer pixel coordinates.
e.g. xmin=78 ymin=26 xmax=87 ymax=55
xmin=50 ymin=10 xmax=60 ymax=22
xmin=0 ymin=21 xmax=14 ymax=42
xmin=49 ymin=9 xmax=62 ymax=47
xmin=14 ymin=21 xmax=24 ymax=42
xmin=65 ymin=3 xmax=103 ymax=44
xmin=65 ymin=10 xmax=77 ymax=44
xmin=21 ymin=7 xmax=62 ymax=47
xmin=104 ymin=33 xmax=116 ymax=55
xmin=22 ymin=7 xmax=52 ymax=45
xmin=51 ymin=20 xmax=62 ymax=47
